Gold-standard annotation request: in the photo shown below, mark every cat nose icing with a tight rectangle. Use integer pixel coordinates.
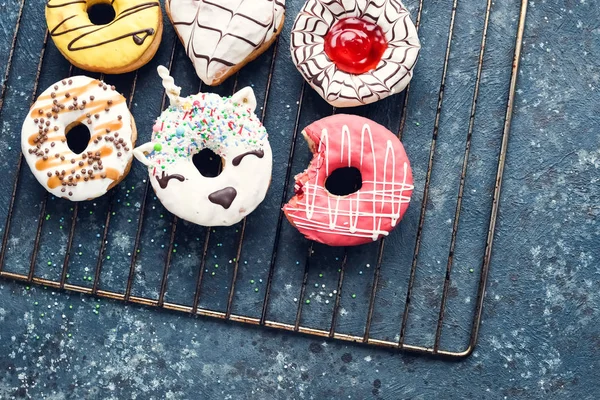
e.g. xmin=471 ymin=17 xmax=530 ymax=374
xmin=208 ymin=187 xmax=237 ymax=209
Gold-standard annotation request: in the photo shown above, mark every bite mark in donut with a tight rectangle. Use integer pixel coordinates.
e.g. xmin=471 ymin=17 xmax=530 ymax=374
xmin=22 ymin=76 xmax=136 ymax=201
xmin=283 ymin=115 xmax=413 ymax=247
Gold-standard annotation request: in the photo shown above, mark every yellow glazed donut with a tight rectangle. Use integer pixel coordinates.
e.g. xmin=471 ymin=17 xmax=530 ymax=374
xmin=46 ymin=0 xmax=163 ymax=74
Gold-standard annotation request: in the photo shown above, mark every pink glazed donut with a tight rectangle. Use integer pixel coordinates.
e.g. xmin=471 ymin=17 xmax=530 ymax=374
xmin=283 ymin=115 xmax=413 ymax=246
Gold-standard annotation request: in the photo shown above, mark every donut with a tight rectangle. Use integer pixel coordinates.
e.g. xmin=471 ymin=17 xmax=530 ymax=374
xmin=166 ymin=0 xmax=285 ymax=86
xmin=283 ymin=115 xmax=413 ymax=246
xmin=21 ymin=77 xmax=137 ymax=201
xmin=46 ymin=0 xmax=163 ymax=74
xmin=133 ymin=66 xmax=273 ymax=226
xmin=291 ymin=0 xmax=421 ymax=108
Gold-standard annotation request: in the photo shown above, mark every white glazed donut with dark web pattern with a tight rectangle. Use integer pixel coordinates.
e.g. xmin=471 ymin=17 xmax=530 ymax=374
xmin=291 ymin=0 xmax=420 ymax=108
xmin=166 ymin=0 xmax=286 ymax=86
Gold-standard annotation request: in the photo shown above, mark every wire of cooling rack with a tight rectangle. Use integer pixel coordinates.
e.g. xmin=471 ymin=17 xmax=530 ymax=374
xmin=0 ymin=0 xmax=528 ymax=358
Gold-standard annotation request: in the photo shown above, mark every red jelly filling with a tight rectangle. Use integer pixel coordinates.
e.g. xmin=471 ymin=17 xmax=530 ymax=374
xmin=324 ymin=17 xmax=388 ymax=74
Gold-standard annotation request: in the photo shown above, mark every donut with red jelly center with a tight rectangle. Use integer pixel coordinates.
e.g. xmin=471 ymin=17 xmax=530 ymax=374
xmin=291 ymin=0 xmax=421 ymax=108
xmin=324 ymin=18 xmax=388 ymax=75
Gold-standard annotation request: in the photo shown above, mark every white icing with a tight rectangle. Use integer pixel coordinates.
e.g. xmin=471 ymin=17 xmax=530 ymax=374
xmin=21 ymin=76 xmax=134 ymax=201
xmin=167 ymin=0 xmax=286 ymax=85
xmin=290 ymin=0 xmax=421 ymax=108
xmin=230 ymin=87 xmax=257 ymax=111
xmin=157 ymin=66 xmax=183 ymax=107
xmin=133 ymin=70 xmax=272 ymax=227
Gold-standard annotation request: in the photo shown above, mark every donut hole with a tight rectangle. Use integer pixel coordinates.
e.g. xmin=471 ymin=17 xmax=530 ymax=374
xmin=193 ymin=148 xmax=223 ymax=178
xmin=65 ymin=123 xmax=92 ymax=155
xmin=325 ymin=167 xmax=363 ymax=196
xmin=87 ymin=2 xmax=116 ymax=25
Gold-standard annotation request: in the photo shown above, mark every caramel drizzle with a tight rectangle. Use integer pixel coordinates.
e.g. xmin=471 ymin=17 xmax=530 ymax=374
xmin=32 ymin=79 xmax=101 ymax=105
xmin=36 ymin=146 xmax=113 ymax=171
xmin=29 ymin=82 xmax=126 ymax=146
xmin=27 ymin=78 xmax=131 ymax=197
xmin=47 ymin=167 xmax=120 ymax=189
xmin=46 ymin=0 xmax=86 ymax=8
xmin=47 ymin=2 xmax=159 ymax=50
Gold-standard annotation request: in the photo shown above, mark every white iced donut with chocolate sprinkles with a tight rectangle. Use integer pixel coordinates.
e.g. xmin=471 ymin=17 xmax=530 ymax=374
xmin=291 ymin=0 xmax=421 ymax=107
xmin=133 ymin=66 xmax=272 ymax=227
xmin=21 ymin=76 xmax=136 ymax=201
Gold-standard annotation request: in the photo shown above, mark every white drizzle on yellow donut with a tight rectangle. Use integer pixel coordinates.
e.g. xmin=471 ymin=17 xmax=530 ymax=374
xmin=21 ymin=76 xmax=135 ymax=201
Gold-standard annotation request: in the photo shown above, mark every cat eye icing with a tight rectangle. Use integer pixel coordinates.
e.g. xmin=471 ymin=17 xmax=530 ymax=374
xmin=231 ymin=149 xmax=265 ymax=167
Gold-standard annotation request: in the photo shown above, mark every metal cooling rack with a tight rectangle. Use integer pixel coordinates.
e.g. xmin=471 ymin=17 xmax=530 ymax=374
xmin=0 ymin=0 xmax=528 ymax=358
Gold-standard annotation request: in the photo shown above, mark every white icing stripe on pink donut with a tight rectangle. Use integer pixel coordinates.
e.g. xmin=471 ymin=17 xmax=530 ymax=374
xmin=291 ymin=0 xmax=420 ymax=107
xmin=285 ymin=123 xmax=413 ymax=241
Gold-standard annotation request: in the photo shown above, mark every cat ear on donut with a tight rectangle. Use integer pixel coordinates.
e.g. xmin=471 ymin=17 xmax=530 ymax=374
xmin=155 ymin=65 xmax=256 ymax=112
xmin=231 ymin=87 xmax=257 ymax=113
xmin=133 ymin=142 xmax=157 ymax=167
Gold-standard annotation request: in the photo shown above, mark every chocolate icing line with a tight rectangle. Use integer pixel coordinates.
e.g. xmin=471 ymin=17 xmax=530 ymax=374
xmin=48 ymin=1 xmax=159 ymax=51
xmin=231 ymin=149 xmax=264 ymax=166
xmin=46 ymin=0 xmax=86 ymax=8
xmin=202 ymin=0 xmax=276 ymax=29
xmin=155 ymin=171 xmax=185 ymax=189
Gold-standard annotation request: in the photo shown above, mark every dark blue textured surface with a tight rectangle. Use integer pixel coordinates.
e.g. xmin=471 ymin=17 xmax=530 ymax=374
xmin=0 ymin=0 xmax=599 ymax=398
